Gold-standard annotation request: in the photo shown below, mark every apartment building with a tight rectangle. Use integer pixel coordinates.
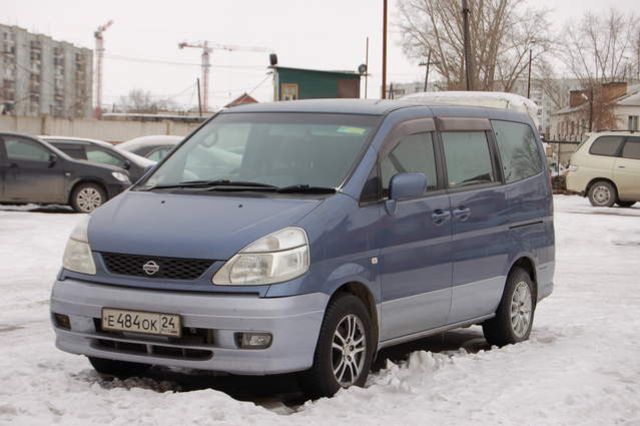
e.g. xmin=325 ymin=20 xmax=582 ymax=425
xmin=0 ymin=23 xmax=93 ymax=118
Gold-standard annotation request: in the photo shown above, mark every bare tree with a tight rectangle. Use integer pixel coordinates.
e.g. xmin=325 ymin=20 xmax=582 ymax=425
xmin=561 ymin=9 xmax=640 ymax=130
xmin=563 ymin=9 xmax=639 ymax=84
xmin=118 ymin=89 xmax=179 ymax=113
xmin=397 ymin=0 xmax=553 ymax=91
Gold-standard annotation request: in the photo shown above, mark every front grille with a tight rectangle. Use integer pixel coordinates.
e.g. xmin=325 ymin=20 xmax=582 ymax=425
xmin=101 ymin=252 xmax=213 ymax=280
xmin=94 ymin=339 xmax=213 ymax=360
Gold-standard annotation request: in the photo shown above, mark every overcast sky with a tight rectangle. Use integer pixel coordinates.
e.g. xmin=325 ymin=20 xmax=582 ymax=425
xmin=2 ymin=0 xmax=637 ymax=110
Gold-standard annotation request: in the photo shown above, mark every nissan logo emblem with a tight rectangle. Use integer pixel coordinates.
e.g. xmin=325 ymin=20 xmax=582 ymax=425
xmin=142 ymin=260 xmax=160 ymax=276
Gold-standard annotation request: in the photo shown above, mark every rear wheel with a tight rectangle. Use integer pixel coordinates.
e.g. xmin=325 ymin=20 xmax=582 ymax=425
xmin=71 ymin=183 xmax=106 ymax=213
xmin=299 ymin=294 xmax=374 ymax=398
xmin=483 ymin=267 xmax=535 ymax=346
xmin=88 ymin=356 xmax=150 ymax=377
xmin=616 ymin=200 xmax=636 ymax=208
xmin=588 ymin=180 xmax=616 ymax=207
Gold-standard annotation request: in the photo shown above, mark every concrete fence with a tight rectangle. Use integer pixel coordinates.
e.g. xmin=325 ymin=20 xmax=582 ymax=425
xmin=0 ymin=115 xmax=202 ymax=143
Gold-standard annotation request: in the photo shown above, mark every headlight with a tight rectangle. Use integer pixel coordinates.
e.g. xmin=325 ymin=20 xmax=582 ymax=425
xmin=568 ymin=164 xmax=578 ymax=172
xmin=62 ymin=215 xmax=96 ymax=275
xmin=111 ymin=171 xmax=130 ymax=183
xmin=213 ymin=227 xmax=309 ymax=285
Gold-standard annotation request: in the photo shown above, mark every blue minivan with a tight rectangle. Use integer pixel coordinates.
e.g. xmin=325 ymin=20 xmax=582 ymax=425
xmin=51 ymin=99 xmax=554 ymax=397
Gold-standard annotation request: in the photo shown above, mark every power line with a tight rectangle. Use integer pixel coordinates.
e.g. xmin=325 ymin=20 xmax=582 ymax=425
xmin=104 ymin=54 xmax=265 ymax=70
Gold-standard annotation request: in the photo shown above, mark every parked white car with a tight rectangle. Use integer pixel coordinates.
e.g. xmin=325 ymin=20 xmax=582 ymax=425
xmin=566 ymin=131 xmax=640 ymax=207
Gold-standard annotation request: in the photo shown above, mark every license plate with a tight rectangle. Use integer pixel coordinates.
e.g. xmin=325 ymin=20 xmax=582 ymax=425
xmin=101 ymin=308 xmax=181 ymax=337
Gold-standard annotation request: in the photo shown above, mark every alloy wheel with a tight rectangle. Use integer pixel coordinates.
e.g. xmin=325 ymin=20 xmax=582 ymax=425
xmin=510 ymin=281 xmax=533 ymax=338
xmin=331 ymin=314 xmax=367 ymax=387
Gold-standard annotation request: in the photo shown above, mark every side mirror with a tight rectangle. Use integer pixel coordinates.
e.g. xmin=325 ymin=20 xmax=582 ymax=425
xmin=386 ymin=172 xmax=427 ymax=215
xmin=48 ymin=153 xmax=58 ymax=166
xmin=123 ymin=160 xmax=131 ymax=170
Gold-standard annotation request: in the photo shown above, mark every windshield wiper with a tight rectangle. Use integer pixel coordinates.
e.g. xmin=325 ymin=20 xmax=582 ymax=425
xmin=141 ymin=179 xmax=278 ymax=191
xmin=276 ymin=184 xmax=336 ymax=194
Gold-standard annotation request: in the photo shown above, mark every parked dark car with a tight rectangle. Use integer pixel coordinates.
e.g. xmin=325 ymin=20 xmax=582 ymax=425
xmin=0 ymin=132 xmax=130 ymax=212
xmin=41 ymin=136 xmax=155 ymax=182
xmin=117 ymin=135 xmax=182 ymax=161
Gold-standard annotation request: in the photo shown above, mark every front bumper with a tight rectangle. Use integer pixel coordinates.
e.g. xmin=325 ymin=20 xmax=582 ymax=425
xmin=50 ymin=279 xmax=328 ymax=375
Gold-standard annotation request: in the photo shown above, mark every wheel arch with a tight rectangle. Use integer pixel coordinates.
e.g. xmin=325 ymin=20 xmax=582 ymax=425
xmin=585 ymin=177 xmax=618 ymax=196
xmin=509 ymin=256 xmax=538 ymax=301
xmin=328 ymin=281 xmax=379 ymax=352
xmin=68 ymin=179 xmax=109 ymax=205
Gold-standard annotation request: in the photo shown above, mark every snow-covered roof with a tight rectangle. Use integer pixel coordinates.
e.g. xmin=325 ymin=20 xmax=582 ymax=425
xmin=401 ymin=91 xmax=540 ymax=126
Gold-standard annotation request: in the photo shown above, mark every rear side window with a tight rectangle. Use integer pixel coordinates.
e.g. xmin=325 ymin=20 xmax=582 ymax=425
xmin=441 ymin=132 xmax=495 ymax=188
xmin=492 ymin=120 xmax=542 ymax=183
xmin=381 ymin=132 xmax=437 ymax=195
xmin=589 ymin=136 xmax=624 ymax=156
xmin=86 ymin=146 xmax=125 ymax=167
xmin=622 ymin=138 xmax=640 ymax=160
xmin=147 ymin=147 xmax=170 ymax=162
xmin=57 ymin=146 xmax=87 ymax=160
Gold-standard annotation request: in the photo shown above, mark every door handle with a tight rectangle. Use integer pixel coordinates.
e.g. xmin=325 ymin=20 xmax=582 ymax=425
xmin=453 ymin=207 xmax=471 ymax=221
xmin=431 ymin=209 xmax=451 ymax=225
xmin=9 ymin=162 xmax=18 ymax=169
xmin=617 ymin=165 xmax=626 ymax=169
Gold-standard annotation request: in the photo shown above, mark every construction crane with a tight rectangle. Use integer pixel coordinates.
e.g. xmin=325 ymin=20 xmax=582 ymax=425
xmin=94 ymin=20 xmax=113 ymax=117
xmin=178 ymin=41 xmax=268 ymax=112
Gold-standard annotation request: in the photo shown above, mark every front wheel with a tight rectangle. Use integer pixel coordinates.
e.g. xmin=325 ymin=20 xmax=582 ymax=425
xmin=71 ymin=183 xmax=107 ymax=213
xmin=483 ymin=267 xmax=536 ymax=346
xmin=299 ymin=294 xmax=374 ymax=398
xmin=88 ymin=356 xmax=150 ymax=377
xmin=588 ymin=180 xmax=616 ymax=207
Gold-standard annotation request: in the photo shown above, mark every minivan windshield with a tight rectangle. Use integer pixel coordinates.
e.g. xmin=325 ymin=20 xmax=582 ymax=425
xmin=136 ymin=112 xmax=378 ymax=191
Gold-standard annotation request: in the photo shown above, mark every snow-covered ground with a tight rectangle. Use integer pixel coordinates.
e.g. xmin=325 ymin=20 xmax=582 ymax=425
xmin=1 ymin=196 xmax=639 ymax=425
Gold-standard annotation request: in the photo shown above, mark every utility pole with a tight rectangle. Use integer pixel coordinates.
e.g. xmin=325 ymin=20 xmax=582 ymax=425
xmin=589 ymin=85 xmax=594 ymax=132
xmin=419 ymin=50 xmax=439 ymax=92
xmin=365 ymin=37 xmax=369 ymax=99
xmin=381 ymin=0 xmax=388 ymax=99
xmin=526 ymin=49 xmax=532 ymax=98
xmin=94 ymin=20 xmax=113 ymax=118
xmin=461 ymin=0 xmax=472 ymax=91
xmin=196 ymin=78 xmax=202 ymax=117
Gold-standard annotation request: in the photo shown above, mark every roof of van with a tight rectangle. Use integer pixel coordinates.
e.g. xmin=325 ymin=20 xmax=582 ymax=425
xmin=222 ymin=98 xmax=533 ymax=123
xmin=224 ymin=99 xmax=413 ymax=115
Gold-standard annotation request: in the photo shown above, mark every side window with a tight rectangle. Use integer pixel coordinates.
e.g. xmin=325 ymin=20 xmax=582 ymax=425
xmin=441 ymin=132 xmax=495 ymax=188
xmin=5 ymin=137 xmax=50 ymax=162
xmin=622 ymin=138 xmax=640 ymax=160
xmin=492 ymin=120 xmax=542 ymax=183
xmin=589 ymin=136 xmax=624 ymax=156
xmin=86 ymin=146 xmax=124 ymax=167
xmin=57 ymin=146 xmax=86 ymax=160
xmin=147 ymin=147 xmax=170 ymax=162
xmin=381 ymin=132 xmax=437 ymax=196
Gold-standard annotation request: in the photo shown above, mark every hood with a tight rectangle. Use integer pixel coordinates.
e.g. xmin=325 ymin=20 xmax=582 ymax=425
xmin=88 ymin=190 xmax=323 ymax=260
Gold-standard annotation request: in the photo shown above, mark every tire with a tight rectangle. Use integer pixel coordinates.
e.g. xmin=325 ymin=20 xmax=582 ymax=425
xmin=588 ymin=180 xmax=617 ymax=207
xmin=482 ymin=267 xmax=536 ymax=346
xmin=298 ymin=294 xmax=374 ymax=398
xmin=88 ymin=356 xmax=150 ymax=377
xmin=71 ymin=183 xmax=107 ymax=213
xmin=616 ymin=200 xmax=636 ymax=208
